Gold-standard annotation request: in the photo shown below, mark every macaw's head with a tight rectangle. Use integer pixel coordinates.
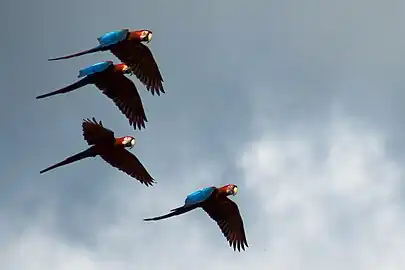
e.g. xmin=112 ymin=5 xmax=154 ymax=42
xmin=222 ymin=184 xmax=238 ymax=196
xmin=128 ymin=30 xmax=153 ymax=43
xmin=116 ymin=136 xmax=136 ymax=149
xmin=114 ymin=63 xmax=132 ymax=75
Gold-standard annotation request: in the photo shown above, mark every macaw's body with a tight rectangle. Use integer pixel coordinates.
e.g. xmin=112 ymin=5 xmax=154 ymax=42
xmin=144 ymin=184 xmax=248 ymax=251
xmin=36 ymin=61 xmax=147 ymax=130
xmin=40 ymin=118 xmax=155 ymax=186
xmin=48 ymin=29 xmax=164 ymax=96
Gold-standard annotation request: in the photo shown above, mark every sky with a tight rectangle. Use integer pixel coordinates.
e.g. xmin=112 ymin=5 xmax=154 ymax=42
xmin=1 ymin=0 xmax=405 ymax=269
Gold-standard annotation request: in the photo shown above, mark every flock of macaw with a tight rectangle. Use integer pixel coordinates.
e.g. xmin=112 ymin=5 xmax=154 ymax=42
xmin=37 ymin=29 xmax=248 ymax=252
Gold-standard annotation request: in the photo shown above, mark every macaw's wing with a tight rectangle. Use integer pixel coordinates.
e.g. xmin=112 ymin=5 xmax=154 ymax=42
xmin=82 ymin=117 xmax=115 ymax=146
xmin=110 ymin=42 xmax=164 ymax=96
xmin=95 ymin=73 xmax=147 ymax=130
xmin=98 ymin=147 xmax=155 ymax=186
xmin=202 ymin=197 xmax=248 ymax=252
xmin=184 ymin=186 xmax=216 ymax=206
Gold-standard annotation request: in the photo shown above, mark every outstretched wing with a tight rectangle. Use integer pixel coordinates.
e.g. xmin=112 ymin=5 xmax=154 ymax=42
xmin=82 ymin=118 xmax=115 ymax=146
xmin=99 ymin=148 xmax=155 ymax=186
xmin=202 ymin=197 xmax=248 ymax=252
xmin=95 ymin=73 xmax=148 ymax=130
xmin=110 ymin=42 xmax=164 ymax=96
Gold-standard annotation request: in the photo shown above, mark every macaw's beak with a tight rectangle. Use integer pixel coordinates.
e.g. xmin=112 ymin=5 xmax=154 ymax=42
xmin=130 ymin=139 xmax=135 ymax=149
xmin=233 ymin=186 xmax=238 ymax=195
xmin=147 ymin=32 xmax=152 ymax=43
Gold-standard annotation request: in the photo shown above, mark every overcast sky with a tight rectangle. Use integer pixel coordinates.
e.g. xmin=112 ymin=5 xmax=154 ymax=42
xmin=2 ymin=0 xmax=405 ymax=269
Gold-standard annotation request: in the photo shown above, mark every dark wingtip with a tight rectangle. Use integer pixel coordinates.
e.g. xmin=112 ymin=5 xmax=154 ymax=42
xmin=144 ymin=179 xmax=157 ymax=187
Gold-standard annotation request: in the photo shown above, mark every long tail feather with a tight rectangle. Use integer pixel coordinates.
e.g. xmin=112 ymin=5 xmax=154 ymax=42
xmin=143 ymin=205 xmax=198 ymax=221
xmin=36 ymin=77 xmax=90 ymax=99
xmin=40 ymin=147 xmax=96 ymax=174
xmin=48 ymin=46 xmax=104 ymax=61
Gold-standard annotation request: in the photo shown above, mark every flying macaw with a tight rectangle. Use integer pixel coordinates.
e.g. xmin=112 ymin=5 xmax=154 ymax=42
xmin=39 ymin=117 xmax=155 ymax=186
xmin=143 ymin=184 xmax=248 ymax=251
xmin=36 ymin=61 xmax=147 ymax=130
xmin=48 ymin=29 xmax=164 ymax=96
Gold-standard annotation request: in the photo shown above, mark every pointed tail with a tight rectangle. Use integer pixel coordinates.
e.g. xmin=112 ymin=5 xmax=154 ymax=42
xmin=36 ymin=77 xmax=90 ymax=99
xmin=143 ymin=204 xmax=198 ymax=221
xmin=48 ymin=46 xmax=104 ymax=61
xmin=40 ymin=147 xmax=96 ymax=174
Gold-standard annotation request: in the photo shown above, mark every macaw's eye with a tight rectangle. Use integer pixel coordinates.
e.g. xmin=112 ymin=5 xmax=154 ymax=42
xmin=140 ymin=31 xmax=148 ymax=38
xmin=140 ymin=31 xmax=152 ymax=43
xmin=121 ymin=137 xmax=131 ymax=146
xmin=122 ymin=65 xmax=131 ymax=74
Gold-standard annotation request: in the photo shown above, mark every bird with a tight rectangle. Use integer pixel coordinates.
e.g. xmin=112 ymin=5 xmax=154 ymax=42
xmin=48 ymin=29 xmax=164 ymax=96
xmin=39 ymin=117 xmax=155 ymax=186
xmin=143 ymin=184 xmax=248 ymax=251
xmin=36 ymin=61 xmax=148 ymax=130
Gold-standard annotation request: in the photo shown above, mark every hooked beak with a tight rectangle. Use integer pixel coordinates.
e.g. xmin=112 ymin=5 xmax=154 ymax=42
xmin=233 ymin=186 xmax=238 ymax=195
xmin=146 ymin=32 xmax=152 ymax=43
xmin=130 ymin=139 xmax=135 ymax=149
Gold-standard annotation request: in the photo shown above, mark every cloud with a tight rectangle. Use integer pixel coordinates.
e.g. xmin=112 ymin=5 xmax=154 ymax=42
xmin=238 ymin=113 xmax=405 ymax=270
xmin=2 ymin=229 xmax=95 ymax=270
xmin=3 ymin=112 xmax=405 ymax=270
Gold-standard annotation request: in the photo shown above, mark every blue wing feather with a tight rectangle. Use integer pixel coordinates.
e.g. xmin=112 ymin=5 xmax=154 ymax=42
xmin=184 ymin=187 xmax=216 ymax=207
xmin=97 ymin=29 xmax=129 ymax=47
xmin=78 ymin=61 xmax=113 ymax=78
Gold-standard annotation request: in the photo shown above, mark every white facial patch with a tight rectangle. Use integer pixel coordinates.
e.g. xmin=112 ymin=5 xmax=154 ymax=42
xmin=122 ymin=137 xmax=132 ymax=145
xmin=140 ymin=31 xmax=148 ymax=39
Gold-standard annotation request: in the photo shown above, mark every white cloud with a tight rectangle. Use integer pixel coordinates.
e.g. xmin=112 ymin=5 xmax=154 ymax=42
xmin=238 ymin=115 xmax=405 ymax=270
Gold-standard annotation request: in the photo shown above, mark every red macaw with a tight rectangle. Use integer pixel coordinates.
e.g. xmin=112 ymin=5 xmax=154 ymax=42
xmin=36 ymin=61 xmax=147 ymax=130
xmin=40 ymin=118 xmax=155 ymax=186
xmin=144 ymin=184 xmax=248 ymax=251
xmin=48 ymin=29 xmax=164 ymax=96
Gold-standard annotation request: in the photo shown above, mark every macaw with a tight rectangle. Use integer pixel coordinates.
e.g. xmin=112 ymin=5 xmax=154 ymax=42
xmin=36 ymin=61 xmax=147 ymax=130
xmin=39 ymin=117 xmax=155 ymax=186
xmin=144 ymin=184 xmax=248 ymax=251
xmin=48 ymin=29 xmax=164 ymax=96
